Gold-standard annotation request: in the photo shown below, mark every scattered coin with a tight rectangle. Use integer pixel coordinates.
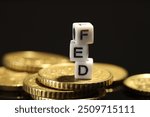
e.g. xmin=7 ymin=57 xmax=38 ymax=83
xmin=0 ymin=67 xmax=29 ymax=91
xmin=38 ymin=63 xmax=113 ymax=91
xmin=123 ymin=73 xmax=150 ymax=96
xmin=3 ymin=51 xmax=69 ymax=73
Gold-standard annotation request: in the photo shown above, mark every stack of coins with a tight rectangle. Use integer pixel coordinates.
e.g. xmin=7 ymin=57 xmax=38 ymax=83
xmin=23 ymin=63 xmax=113 ymax=100
xmin=0 ymin=51 xmax=69 ymax=99
xmin=0 ymin=50 xmax=131 ymax=100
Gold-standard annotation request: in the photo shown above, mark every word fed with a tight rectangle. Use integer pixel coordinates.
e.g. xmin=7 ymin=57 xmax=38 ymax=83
xmin=70 ymin=22 xmax=94 ymax=79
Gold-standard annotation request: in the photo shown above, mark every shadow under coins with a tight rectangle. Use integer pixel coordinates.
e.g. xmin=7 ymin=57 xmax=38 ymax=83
xmin=102 ymin=82 xmax=150 ymax=100
xmin=0 ymin=90 xmax=32 ymax=100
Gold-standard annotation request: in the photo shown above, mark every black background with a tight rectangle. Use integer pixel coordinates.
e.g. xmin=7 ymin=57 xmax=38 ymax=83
xmin=0 ymin=1 xmax=149 ymax=99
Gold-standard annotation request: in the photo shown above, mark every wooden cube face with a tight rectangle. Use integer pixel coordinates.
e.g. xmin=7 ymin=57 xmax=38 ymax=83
xmin=72 ymin=22 xmax=94 ymax=45
xmin=75 ymin=58 xmax=93 ymax=79
xmin=70 ymin=40 xmax=89 ymax=61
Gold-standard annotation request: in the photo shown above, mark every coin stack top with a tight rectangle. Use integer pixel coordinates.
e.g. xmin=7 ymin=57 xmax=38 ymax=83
xmin=38 ymin=63 xmax=113 ymax=91
xmin=94 ymin=63 xmax=128 ymax=82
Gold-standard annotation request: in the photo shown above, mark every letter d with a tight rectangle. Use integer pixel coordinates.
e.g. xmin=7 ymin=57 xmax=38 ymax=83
xmin=78 ymin=65 xmax=88 ymax=75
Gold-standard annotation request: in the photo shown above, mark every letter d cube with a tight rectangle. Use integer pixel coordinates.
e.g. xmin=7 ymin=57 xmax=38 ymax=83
xmin=75 ymin=58 xmax=93 ymax=79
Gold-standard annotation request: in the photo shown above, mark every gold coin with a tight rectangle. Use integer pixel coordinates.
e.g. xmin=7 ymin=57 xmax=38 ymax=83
xmin=38 ymin=63 xmax=113 ymax=91
xmin=3 ymin=51 xmax=69 ymax=73
xmin=94 ymin=63 xmax=128 ymax=82
xmin=31 ymin=88 xmax=106 ymax=100
xmin=123 ymin=74 xmax=150 ymax=95
xmin=0 ymin=67 xmax=29 ymax=91
xmin=23 ymin=74 xmax=98 ymax=99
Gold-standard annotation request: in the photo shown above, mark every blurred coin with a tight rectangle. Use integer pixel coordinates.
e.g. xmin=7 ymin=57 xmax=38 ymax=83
xmin=38 ymin=63 xmax=113 ymax=91
xmin=123 ymin=73 xmax=150 ymax=96
xmin=3 ymin=51 xmax=69 ymax=73
xmin=94 ymin=63 xmax=128 ymax=82
xmin=0 ymin=67 xmax=29 ymax=91
xmin=23 ymin=74 xmax=99 ymax=99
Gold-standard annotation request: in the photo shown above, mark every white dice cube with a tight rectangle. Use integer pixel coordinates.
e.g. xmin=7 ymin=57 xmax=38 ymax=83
xmin=75 ymin=58 xmax=93 ymax=79
xmin=73 ymin=22 xmax=94 ymax=45
xmin=70 ymin=40 xmax=89 ymax=61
